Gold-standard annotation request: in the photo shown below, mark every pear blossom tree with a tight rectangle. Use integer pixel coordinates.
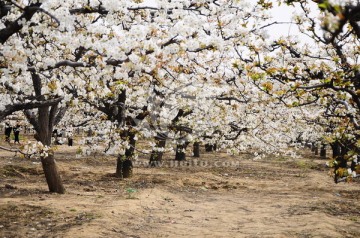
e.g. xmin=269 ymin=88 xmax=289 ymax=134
xmin=240 ymin=0 xmax=360 ymax=181
xmin=59 ymin=0 xmax=294 ymax=172
xmin=0 ymin=0 xmax=74 ymax=193
xmin=1 ymin=0 xmax=346 ymax=195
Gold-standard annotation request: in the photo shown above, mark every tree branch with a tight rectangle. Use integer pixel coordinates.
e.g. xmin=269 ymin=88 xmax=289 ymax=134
xmin=0 ymin=97 xmax=63 ymax=121
xmin=0 ymin=2 xmax=42 ymax=44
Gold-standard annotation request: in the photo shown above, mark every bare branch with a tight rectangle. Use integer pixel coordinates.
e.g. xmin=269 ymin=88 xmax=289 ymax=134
xmin=0 ymin=97 xmax=63 ymax=121
xmin=28 ymin=6 xmax=60 ymax=26
xmin=28 ymin=60 xmax=87 ymax=72
xmin=0 ymin=145 xmax=22 ymax=153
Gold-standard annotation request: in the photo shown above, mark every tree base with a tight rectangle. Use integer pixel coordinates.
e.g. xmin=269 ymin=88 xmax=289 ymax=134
xmin=116 ymin=157 xmax=133 ymax=179
xmin=41 ymin=155 xmax=65 ymax=194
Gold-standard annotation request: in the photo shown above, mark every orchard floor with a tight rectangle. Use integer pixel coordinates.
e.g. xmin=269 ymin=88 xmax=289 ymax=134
xmin=1 ymin=142 xmax=360 ymax=238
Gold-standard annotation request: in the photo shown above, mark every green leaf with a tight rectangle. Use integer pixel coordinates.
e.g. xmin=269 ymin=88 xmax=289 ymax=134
xmin=292 ymin=101 xmax=299 ymax=107
xmin=126 ymin=188 xmax=137 ymax=194
xmin=318 ymin=1 xmax=329 ymax=11
xmin=333 ymin=5 xmax=342 ymax=13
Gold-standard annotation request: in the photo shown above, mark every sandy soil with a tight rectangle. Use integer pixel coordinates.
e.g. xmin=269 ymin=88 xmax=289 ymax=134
xmin=1 ymin=140 xmax=360 ymax=238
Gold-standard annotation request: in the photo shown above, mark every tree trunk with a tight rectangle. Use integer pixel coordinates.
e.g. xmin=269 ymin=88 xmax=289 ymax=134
xmin=36 ymin=107 xmax=65 ymax=193
xmin=23 ymin=73 xmax=66 ymax=194
xmin=331 ymin=141 xmax=347 ymax=183
xmin=116 ymin=155 xmax=124 ymax=179
xmin=311 ymin=142 xmax=319 ymax=155
xmin=205 ymin=143 xmax=216 ymax=152
xmin=116 ymin=155 xmax=133 ymax=179
xmin=175 ymin=142 xmax=189 ymax=161
xmin=149 ymin=135 xmax=166 ymax=167
xmin=115 ymin=130 xmax=135 ymax=178
xmin=41 ymin=154 xmax=65 ymax=194
xmin=87 ymin=129 xmax=93 ymax=137
xmin=331 ymin=142 xmax=341 ymax=158
xmin=193 ymin=142 xmax=200 ymax=157
xmin=320 ymin=144 xmax=326 ymax=158
xmin=122 ymin=159 xmax=133 ymax=178
xmin=205 ymin=143 xmax=213 ymax=152
xmin=311 ymin=142 xmax=316 ymax=152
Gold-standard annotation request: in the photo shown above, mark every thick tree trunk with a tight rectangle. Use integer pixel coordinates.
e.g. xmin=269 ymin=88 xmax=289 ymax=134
xmin=320 ymin=144 xmax=326 ymax=158
xmin=87 ymin=129 xmax=93 ymax=137
xmin=175 ymin=145 xmax=186 ymax=161
xmin=205 ymin=143 xmax=216 ymax=152
xmin=314 ymin=145 xmax=319 ymax=155
xmin=122 ymin=159 xmax=133 ymax=178
xmin=116 ymin=156 xmax=124 ymax=179
xmin=23 ymin=73 xmax=66 ymax=194
xmin=331 ymin=142 xmax=341 ymax=158
xmin=205 ymin=144 xmax=212 ymax=152
xmin=149 ymin=136 xmax=166 ymax=167
xmin=311 ymin=142 xmax=316 ymax=152
xmin=41 ymin=154 xmax=65 ymax=194
xmin=115 ymin=131 xmax=136 ymax=178
xmin=331 ymin=141 xmax=347 ymax=183
xmin=312 ymin=143 xmax=319 ymax=155
xmin=116 ymin=155 xmax=133 ymax=179
xmin=36 ymin=108 xmax=64 ymax=193
xmin=193 ymin=142 xmax=200 ymax=157
xmin=175 ymin=142 xmax=189 ymax=161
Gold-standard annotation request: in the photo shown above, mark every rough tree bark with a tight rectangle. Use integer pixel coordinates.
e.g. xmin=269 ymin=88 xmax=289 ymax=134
xmin=205 ymin=143 xmax=216 ymax=152
xmin=26 ymin=106 xmax=66 ymax=194
xmin=23 ymin=73 xmax=66 ymax=194
xmin=116 ymin=130 xmax=136 ymax=179
xmin=149 ymin=133 xmax=166 ymax=167
xmin=193 ymin=142 xmax=200 ymax=157
xmin=40 ymin=154 xmax=65 ymax=193
xmin=310 ymin=142 xmax=319 ymax=155
xmin=331 ymin=141 xmax=347 ymax=183
xmin=320 ymin=144 xmax=326 ymax=158
xmin=175 ymin=142 xmax=190 ymax=161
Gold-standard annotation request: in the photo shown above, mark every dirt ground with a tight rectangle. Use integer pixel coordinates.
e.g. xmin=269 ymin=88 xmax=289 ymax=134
xmin=1 ymin=139 xmax=360 ymax=238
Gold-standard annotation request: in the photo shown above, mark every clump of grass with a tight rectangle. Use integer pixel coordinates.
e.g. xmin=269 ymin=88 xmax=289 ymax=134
xmin=125 ymin=187 xmax=138 ymax=199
